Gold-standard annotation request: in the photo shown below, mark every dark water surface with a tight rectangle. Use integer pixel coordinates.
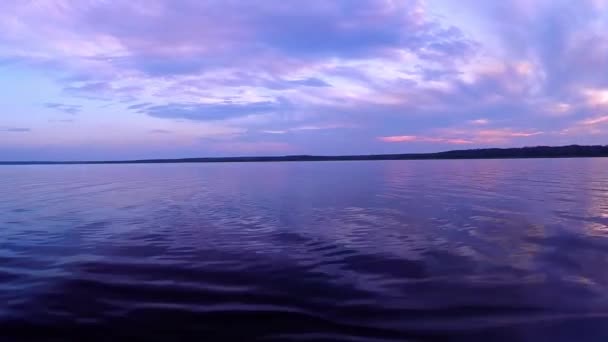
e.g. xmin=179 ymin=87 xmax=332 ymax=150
xmin=1 ymin=159 xmax=608 ymax=341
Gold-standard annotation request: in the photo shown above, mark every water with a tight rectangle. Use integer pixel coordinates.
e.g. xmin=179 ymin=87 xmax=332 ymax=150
xmin=1 ymin=159 xmax=608 ymax=341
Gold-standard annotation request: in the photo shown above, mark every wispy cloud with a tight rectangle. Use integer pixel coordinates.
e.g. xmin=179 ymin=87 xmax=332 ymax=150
xmin=262 ymin=130 xmax=288 ymax=135
xmin=149 ymin=129 xmax=172 ymax=134
xmin=44 ymin=103 xmax=82 ymax=115
xmin=379 ymin=128 xmax=543 ymax=145
xmin=49 ymin=119 xmax=75 ymax=123
xmin=469 ymin=119 xmax=489 ymax=125
xmin=580 ymin=115 xmax=608 ymax=126
xmin=0 ymin=127 xmax=30 ymax=132
xmin=144 ymin=101 xmax=283 ymax=121
xmin=379 ymin=135 xmax=472 ymax=144
xmin=379 ymin=135 xmax=418 ymax=143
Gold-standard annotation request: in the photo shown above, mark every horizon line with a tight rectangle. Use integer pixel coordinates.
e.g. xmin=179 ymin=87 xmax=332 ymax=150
xmin=1 ymin=144 xmax=607 ymax=165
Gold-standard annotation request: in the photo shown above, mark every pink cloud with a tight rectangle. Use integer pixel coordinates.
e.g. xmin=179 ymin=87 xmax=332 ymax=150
xmin=380 ymin=128 xmax=544 ymax=145
xmin=580 ymin=115 xmax=608 ymax=126
xmin=262 ymin=130 xmax=288 ymax=134
xmin=560 ymin=115 xmax=608 ymax=136
xmin=469 ymin=119 xmax=489 ymax=125
xmin=465 ymin=129 xmax=544 ymax=143
xmin=378 ymin=135 xmax=418 ymax=142
xmin=442 ymin=138 xmax=475 ymax=144
xmin=582 ymin=89 xmax=608 ymax=107
xmin=477 ymin=129 xmax=543 ymax=138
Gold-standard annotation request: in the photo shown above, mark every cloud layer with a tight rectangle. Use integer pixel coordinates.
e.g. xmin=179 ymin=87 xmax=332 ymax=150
xmin=1 ymin=0 xmax=608 ymax=159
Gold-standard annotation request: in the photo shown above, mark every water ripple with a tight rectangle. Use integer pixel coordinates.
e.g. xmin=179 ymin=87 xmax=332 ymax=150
xmin=1 ymin=159 xmax=608 ymax=340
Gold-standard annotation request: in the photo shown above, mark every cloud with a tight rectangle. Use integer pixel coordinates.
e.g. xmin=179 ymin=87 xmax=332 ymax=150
xmin=475 ymin=129 xmax=544 ymax=141
xmin=60 ymin=80 xmax=143 ymax=102
xmin=580 ymin=115 xmax=608 ymax=126
xmin=64 ymin=82 xmax=111 ymax=93
xmin=462 ymin=0 xmax=608 ymax=96
xmin=262 ymin=130 xmax=287 ymax=134
xmin=44 ymin=102 xmax=82 ymax=115
xmin=544 ymin=102 xmax=572 ymax=117
xmin=127 ymin=102 xmax=153 ymax=111
xmin=261 ymin=77 xmax=332 ymax=90
xmin=582 ymin=88 xmax=608 ymax=107
xmin=1 ymin=127 xmax=30 ymax=132
xmin=206 ymin=75 xmax=334 ymax=91
xmin=258 ymin=123 xmax=354 ymax=136
xmin=287 ymin=78 xmax=331 ymax=87
xmin=0 ymin=0 xmax=475 ymax=81
xmin=49 ymin=119 xmax=75 ymax=123
xmin=469 ymin=119 xmax=489 ymax=125
xmin=243 ymin=0 xmax=476 ymax=61
xmin=291 ymin=124 xmax=353 ymax=131
xmin=379 ymin=135 xmax=472 ymax=144
xmin=379 ymin=128 xmax=543 ymax=145
xmin=149 ymin=129 xmax=172 ymax=134
xmin=144 ymin=101 xmax=283 ymax=121
xmin=379 ymin=135 xmax=418 ymax=143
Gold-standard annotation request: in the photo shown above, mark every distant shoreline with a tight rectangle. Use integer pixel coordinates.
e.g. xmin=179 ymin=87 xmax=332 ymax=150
xmin=2 ymin=144 xmax=607 ymax=165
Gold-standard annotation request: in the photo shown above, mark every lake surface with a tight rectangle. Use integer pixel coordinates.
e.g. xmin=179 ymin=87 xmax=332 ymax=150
xmin=1 ymin=159 xmax=608 ymax=341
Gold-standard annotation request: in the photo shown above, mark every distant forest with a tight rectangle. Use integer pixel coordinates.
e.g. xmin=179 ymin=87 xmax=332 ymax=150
xmin=2 ymin=145 xmax=608 ymax=165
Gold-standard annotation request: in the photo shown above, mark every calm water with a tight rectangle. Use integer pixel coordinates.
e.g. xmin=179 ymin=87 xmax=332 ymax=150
xmin=1 ymin=159 xmax=608 ymax=341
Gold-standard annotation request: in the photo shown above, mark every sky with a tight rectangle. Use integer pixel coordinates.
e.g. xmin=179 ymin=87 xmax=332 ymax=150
xmin=1 ymin=0 xmax=608 ymax=161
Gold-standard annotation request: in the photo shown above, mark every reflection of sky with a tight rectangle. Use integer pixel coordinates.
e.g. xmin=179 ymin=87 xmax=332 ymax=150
xmin=2 ymin=1 xmax=608 ymax=160
xmin=2 ymin=160 xmax=608 ymax=314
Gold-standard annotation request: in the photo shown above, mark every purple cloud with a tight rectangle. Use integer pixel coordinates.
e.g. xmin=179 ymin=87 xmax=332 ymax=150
xmin=265 ymin=77 xmax=332 ymax=90
xmin=149 ymin=129 xmax=172 ymax=134
xmin=44 ymin=103 xmax=83 ymax=115
xmin=1 ymin=127 xmax=30 ymax=132
xmin=145 ymin=101 xmax=283 ymax=121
